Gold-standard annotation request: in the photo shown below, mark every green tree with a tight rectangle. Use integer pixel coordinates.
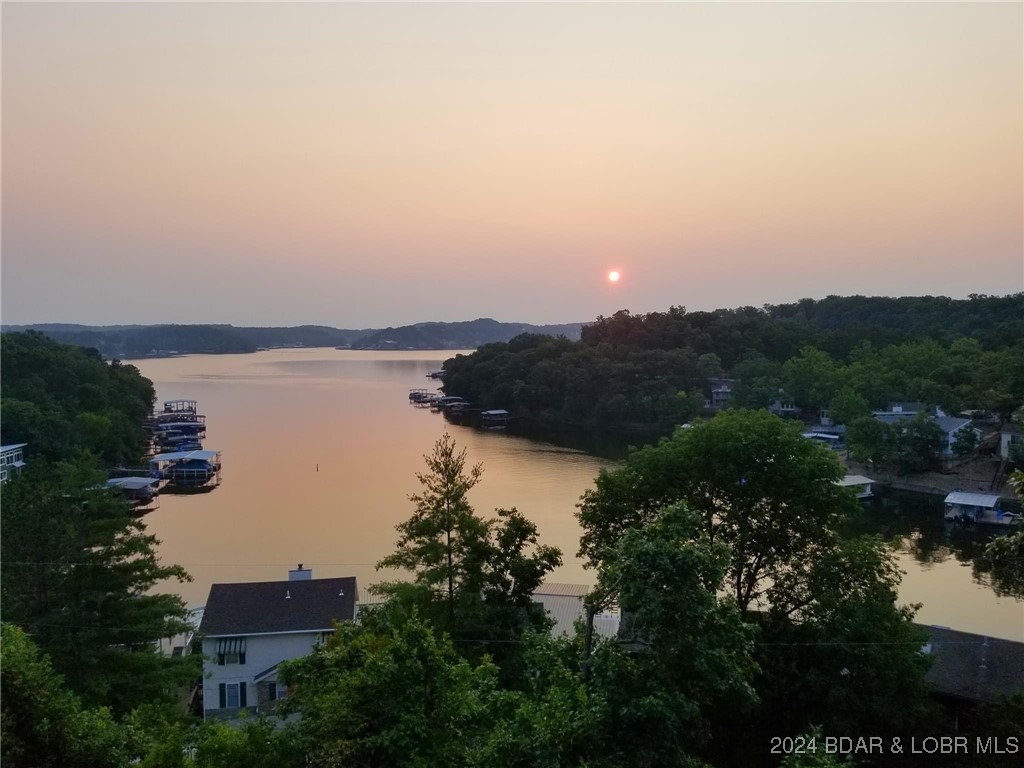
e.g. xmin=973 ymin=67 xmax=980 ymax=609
xmin=828 ymin=386 xmax=871 ymax=427
xmin=1 ymin=622 xmax=129 ymax=768
xmin=0 ymin=458 xmax=194 ymax=714
xmin=846 ymin=416 xmax=891 ymax=468
xmin=376 ymin=434 xmax=561 ymax=656
xmin=577 ymin=411 xmax=932 ymax=765
xmin=377 ymin=433 xmax=489 ymax=624
xmin=191 ymin=718 xmax=301 ymax=768
xmin=590 ymin=504 xmax=757 ymax=765
xmin=281 ymin=615 xmax=497 ymax=768
xmin=578 ymin=410 xmax=855 ymax=614
xmin=890 ymin=414 xmax=946 ymax=474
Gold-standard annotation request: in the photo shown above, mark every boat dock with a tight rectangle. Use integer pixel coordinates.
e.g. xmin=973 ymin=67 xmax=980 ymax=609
xmin=944 ymin=491 xmax=1017 ymax=526
xmin=106 ymin=476 xmax=163 ymax=514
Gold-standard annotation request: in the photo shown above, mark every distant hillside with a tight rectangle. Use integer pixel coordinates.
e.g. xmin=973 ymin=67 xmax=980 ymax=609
xmin=350 ymin=319 xmax=582 ymax=350
xmin=0 ymin=320 xmax=580 ymax=358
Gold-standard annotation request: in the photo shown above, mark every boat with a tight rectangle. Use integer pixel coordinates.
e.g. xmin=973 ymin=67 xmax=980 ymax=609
xmin=149 ymin=449 xmax=222 ymax=490
xmin=426 ymin=370 xmax=444 ymax=380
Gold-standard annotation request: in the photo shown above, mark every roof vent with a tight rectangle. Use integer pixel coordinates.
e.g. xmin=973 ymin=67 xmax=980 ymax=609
xmin=289 ymin=564 xmax=312 ymax=581
xmin=285 ymin=590 xmax=291 ymax=600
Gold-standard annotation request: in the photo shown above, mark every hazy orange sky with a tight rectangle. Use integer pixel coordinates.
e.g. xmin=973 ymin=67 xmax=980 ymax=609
xmin=2 ymin=2 xmax=1021 ymax=327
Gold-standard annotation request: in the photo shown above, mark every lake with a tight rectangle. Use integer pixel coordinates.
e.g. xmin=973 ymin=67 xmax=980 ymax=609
xmin=132 ymin=349 xmax=1022 ymax=641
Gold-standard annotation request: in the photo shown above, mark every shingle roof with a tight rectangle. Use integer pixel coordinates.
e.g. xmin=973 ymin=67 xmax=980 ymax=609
xmin=935 ymin=416 xmax=972 ymax=434
xmin=922 ymin=625 xmax=1024 ymax=703
xmin=199 ymin=577 xmax=357 ymax=636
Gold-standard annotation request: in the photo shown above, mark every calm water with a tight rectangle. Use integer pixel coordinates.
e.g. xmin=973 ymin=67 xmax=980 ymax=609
xmin=132 ymin=350 xmax=1022 ymax=641
xmin=133 ymin=349 xmax=610 ymax=609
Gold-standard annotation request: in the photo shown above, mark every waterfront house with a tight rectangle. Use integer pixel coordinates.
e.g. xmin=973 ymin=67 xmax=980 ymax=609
xmin=704 ymin=378 xmax=734 ymax=412
xmin=873 ymin=407 xmax=978 ymax=457
xmin=767 ymin=399 xmax=799 ymax=418
xmin=0 ymin=443 xmax=27 ymax=484
xmin=199 ymin=567 xmax=357 ymax=720
xmin=920 ymin=625 xmax=1024 ymax=705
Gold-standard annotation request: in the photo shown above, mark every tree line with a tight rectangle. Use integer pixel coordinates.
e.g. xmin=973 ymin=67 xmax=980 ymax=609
xmin=441 ymin=295 xmax=1024 ymax=435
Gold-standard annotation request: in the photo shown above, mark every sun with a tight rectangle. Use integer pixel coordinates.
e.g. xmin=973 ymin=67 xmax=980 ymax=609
xmin=608 ymin=270 xmax=621 ymax=283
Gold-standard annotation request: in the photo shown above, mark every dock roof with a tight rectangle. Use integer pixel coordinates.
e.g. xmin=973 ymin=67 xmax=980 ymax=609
xmin=199 ymin=577 xmax=357 ymax=636
xmin=106 ymin=477 xmax=159 ymax=491
xmin=837 ymin=475 xmax=875 ymax=487
xmin=0 ymin=443 xmax=28 ymax=452
xmin=944 ymin=491 xmax=1000 ymax=508
xmin=149 ymin=450 xmax=219 ymax=463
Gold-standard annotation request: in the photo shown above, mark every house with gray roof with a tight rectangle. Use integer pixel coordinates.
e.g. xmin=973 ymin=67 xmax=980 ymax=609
xmin=198 ymin=566 xmax=357 ymax=720
xmin=921 ymin=625 xmax=1024 ymax=704
xmin=872 ymin=407 xmax=978 ymax=457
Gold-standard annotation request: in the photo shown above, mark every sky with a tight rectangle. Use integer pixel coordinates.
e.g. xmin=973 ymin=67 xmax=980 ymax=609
xmin=2 ymin=2 xmax=1022 ymax=328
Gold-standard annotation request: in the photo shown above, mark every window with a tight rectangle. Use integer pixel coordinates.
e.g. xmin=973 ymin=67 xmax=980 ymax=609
xmin=216 ymin=637 xmax=246 ymax=665
xmin=218 ymin=682 xmax=248 ymax=709
xmin=268 ymin=682 xmax=287 ymax=701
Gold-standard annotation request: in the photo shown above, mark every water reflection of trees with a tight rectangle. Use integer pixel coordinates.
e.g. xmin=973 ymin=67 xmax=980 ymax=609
xmin=843 ymin=491 xmax=1005 ymax=592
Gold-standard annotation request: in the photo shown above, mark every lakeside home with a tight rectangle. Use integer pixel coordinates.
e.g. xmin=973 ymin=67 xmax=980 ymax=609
xmin=199 ymin=567 xmax=357 ymax=720
xmin=0 ymin=442 xmax=27 ymax=484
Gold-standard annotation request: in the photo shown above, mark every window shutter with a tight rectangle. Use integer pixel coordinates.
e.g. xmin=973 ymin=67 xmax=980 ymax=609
xmin=239 ymin=683 xmax=247 ymax=708
xmin=268 ymin=682 xmax=277 ymax=700
xmin=218 ymin=654 xmax=224 ymax=666
xmin=239 ymin=651 xmax=246 ymax=665
xmin=218 ymin=683 xmax=226 ymax=708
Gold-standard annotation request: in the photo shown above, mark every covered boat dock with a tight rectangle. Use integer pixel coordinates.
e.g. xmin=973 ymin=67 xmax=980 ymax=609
xmin=943 ymin=491 xmax=1013 ymax=526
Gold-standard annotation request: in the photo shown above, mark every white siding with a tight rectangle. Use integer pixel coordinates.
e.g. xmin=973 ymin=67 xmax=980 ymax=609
xmin=202 ymin=632 xmax=323 ymax=717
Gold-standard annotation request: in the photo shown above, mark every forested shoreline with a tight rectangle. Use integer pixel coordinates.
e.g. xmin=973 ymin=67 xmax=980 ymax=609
xmin=441 ymin=295 xmax=1024 ymax=436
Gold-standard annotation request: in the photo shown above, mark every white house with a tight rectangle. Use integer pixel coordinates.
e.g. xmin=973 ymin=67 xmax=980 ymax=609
xmin=199 ymin=567 xmax=357 ymax=720
xmin=0 ymin=443 xmax=27 ymax=484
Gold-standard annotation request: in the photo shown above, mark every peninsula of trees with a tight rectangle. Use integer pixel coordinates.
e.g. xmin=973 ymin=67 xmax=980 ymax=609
xmin=441 ymin=294 xmax=1024 ymax=436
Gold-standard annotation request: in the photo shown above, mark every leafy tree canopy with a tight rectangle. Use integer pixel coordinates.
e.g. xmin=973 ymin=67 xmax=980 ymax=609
xmin=1 ymin=331 xmax=155 ymax=465
xmin=0 ymin=457 xmax=194 ymax=714
xmin=578 ymin=410 xmax=856 ymax=614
